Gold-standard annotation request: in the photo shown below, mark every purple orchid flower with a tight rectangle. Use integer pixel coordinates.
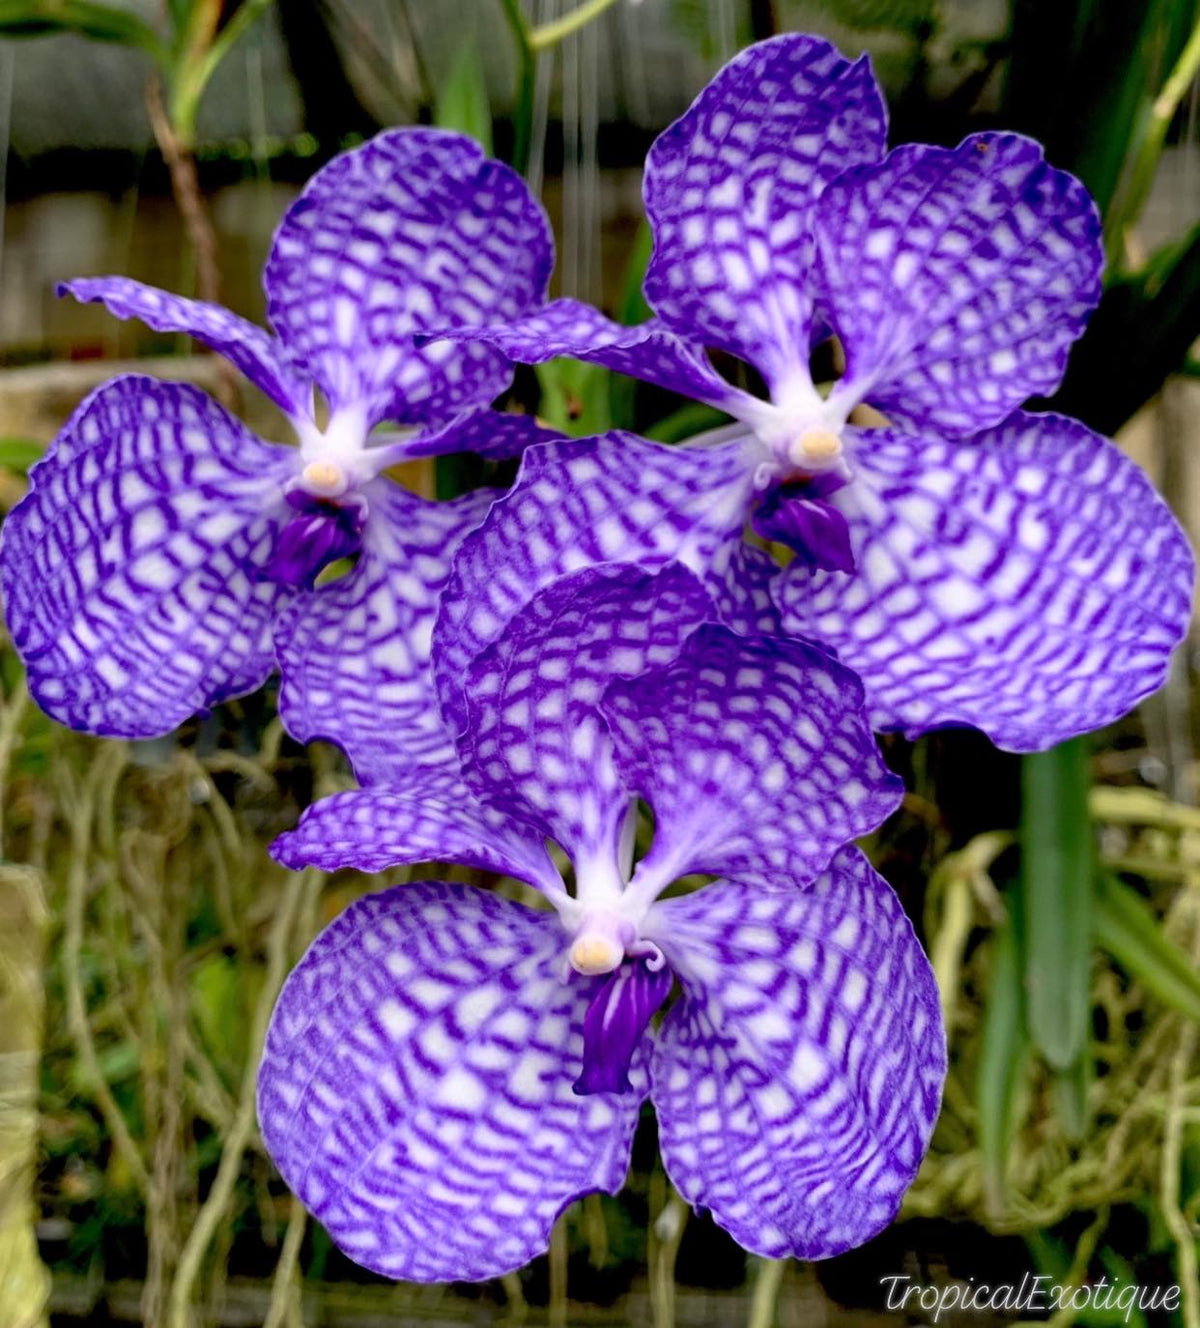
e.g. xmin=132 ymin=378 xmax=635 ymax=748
xmin=427 ymin=34 xmax=1194 ymax=753
xmin=258 ymin=561 xmax=944 ymax=1280
xmin=0 ymin=128 xmax=557 ymax=779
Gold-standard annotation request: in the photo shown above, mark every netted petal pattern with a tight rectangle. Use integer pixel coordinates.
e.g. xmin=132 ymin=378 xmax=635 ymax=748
xmin=603 ymin=626 xmax=902 ymax=888
xmin=1 ymin=377 xmax=293 ymax=737
xmin=775 ymin=413 xmax=1194 ymax=750
xmin=646 ymin=851 xmax=944 ymax=1259
xmin=258 ymin=882 xmax=642 ymax=1282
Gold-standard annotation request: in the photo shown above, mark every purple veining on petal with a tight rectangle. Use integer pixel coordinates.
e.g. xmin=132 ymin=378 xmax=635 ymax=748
xmin=643 ymin=33 xmax=887 ymax=393
xmin=60 ymin=276 xmax=309 ymax=417
xmin=433 ymin=432 xmax=765 ymax=738
xmin=812 ymin=132 xmax=1103 ymax=435
xmin=603 ymin=625 xmax=902 ymax=891
xmin=575 ymin=959 xmax=674 ymax=1097
xmin=0 ymin=375 xmax=294 ymax=738
xmin=418 ymin=300 xmax=759 ymax=417
xmin=266 ymin=127 xmax=553 ymax=426
xmin=273 ymin=485 xmax=495 ymax=784
xmin=751 ymin=472 xmax=855 ymax=572
xmin=644 ymin=849 xmax=945 ymax=1261
xmin=258 ymin=881 xmax=644 ymax=1284
xmin=774 ymin=412 xmax=1194 ymax=750
xmin=457 ymin=562 xmax=712 ymax=863
xmin=259 ymin=488 xmax=368 ymax=590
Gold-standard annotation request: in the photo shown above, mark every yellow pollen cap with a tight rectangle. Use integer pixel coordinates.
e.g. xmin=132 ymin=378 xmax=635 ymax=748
xmin=791 ymin=428 xmax=841 ymax=464
xmin=302 ymin=460 xmax=345 ymax=492
xmin=569 ymin=934 xmax=622 ymax=976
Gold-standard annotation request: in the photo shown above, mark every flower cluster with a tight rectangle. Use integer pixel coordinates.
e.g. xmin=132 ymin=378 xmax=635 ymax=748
xmin=2 ymin=31 xmax=1192 ymax=1284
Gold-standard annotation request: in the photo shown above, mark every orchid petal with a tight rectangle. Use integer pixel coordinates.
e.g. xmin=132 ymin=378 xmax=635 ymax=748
xmin=271 ymin=780 xmax=563 ymax=900
xmin=458 ymin=563 xmax=712 ymax=864
xmin=265 ymin=128 xmax=552 ymax=426
xmin=421 ymin=300 xmax=757 ymax=415
xmin=643 ymin=33 xmax=886 ymax=394
xmin=645 ymin=851 xmax=944 ymax=1260
xmin=0 ymin=376 xmax=293 ymax=737
xmin=258 ymin=882 xmax=642 ymax=1282
xmin=434 ymin=432 xmax=768 ymax=736
xmin=814 ymin=134 xmax=1102 ymax=435
xmin=401 ymin=408 xmax=563 ymax=461
xmin=775 ymin=413 xmax=1194 ymax=750
xmin=603 ymin=626 xmax=901 ymax=890
xmin=59 ymin=276 xmax=308 ymax=417
xmin=275 ymin=485 xmax=494 ymax=784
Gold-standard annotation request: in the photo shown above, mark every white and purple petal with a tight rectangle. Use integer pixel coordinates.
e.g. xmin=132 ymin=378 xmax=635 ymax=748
xmin=271 ymin=780 xmax=563 ymax=900
xmin=275 ymin=485 xmax=495 ymax=784
xmin=814 ymin=133 xmax=1102 ymax=435
xmin=643 ymin=33 xmax=886 ymax=393
xmin=400 ymin=408 xmax=563 ymax=462
xmin=775 ymin=412 xmax=1194 ymax=751
xmin=644 ymin=850 xmax=944 ymax=1260
xmin=434 ymin=432 xmax=767 ymax=736
xmin=457 ymin=562 xmax=712 ymax=864
xmin=421 ymin=300 xmax=757 ymax=415
xmin=60 ymin=276 xmax=309 ymax=418
xmin=258 ymin=882 xmax=642 ymax=1282
xmin=0 ymin=376 xmax=294 ymax=737
xmin=265 ymin=127 xmax=552 ymax=426
xmin=603 ymin=626 xmax=902 ymax=889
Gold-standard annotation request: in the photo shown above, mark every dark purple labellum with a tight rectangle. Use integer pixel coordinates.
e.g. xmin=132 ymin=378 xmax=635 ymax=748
xmin=574 ymin=958 xmax=674 ymax=1096
xmin=260 ymin=488 xmax=369 ymax=590
xmin=752 ymin=477 xmax=855 ymax=573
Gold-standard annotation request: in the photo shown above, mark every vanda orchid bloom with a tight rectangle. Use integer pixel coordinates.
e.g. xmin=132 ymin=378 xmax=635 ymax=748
xmin=431 ymin=33 xmax=1194 ymax=753
xmin=259 ymin=562 xmax=944 ymax=1281
xmin=0 ymin=128 xmax=558 ymax=779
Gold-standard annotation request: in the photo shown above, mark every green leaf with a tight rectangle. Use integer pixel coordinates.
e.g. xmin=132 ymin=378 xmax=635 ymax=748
xmin=1053 ymin=221 xmax=1200 ymax=435
xmin=535 ymin=358 xmax=613 ymax=436
xmin=977 ymin=898 xmax=1030 ymax=1219
xmin=615 ymin=220 xmax=653 ymax=328
xmin=1004 ymin=0 xmax=1194 ymax=222
xmin=1020 ymin=737 xmax=1094 ymax=1070
xmin=1052 ymin=1049 xmax=1092 ymax=1142
xmin=0 ymin=0 xmax=165 ymax=57
xmin=1094 ymin=873 xmax=1200 ymax=1024
xmin=0 ymin=436 xmax=44 ymax=473
xmin=434 ymin=37 xmax=493 ymax=155
xmin=644 ymin=401 xmax=730 ymax=444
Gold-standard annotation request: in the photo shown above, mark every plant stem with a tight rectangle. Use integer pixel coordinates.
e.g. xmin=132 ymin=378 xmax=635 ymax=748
xmin=1106 ymin=12 xmax=1200 ymax=268
xmin=499 ymin=0 xmax=536 ymax=174
xmin=529 ymin=0 xmax=623 ymax=50
xmin=746 ymin=1257 xmax=786 ymax=1328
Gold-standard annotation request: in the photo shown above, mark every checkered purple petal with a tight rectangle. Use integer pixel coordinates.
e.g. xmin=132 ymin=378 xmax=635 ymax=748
xmin=814 ymin=133 xmax=1102 ymax=435
xmin=433 ymin=433 xmax=764 ymax=736
xmin=643 ymin=33 xmax=886 ymax=393
xmin=644 ymin=849 xmax=944 ymax=1260
xmin=265 ymin=127 xmax=552 ymax=426
xmin=60 ymin=276 xmax=309 ymax=417
xmin=400 ymin=408 xmax=563 ymax=461
xmin=0 ymin=376 xmax=294 ymax=737
xmin=258 ymin=882 xmax=642 ymax=1283
xmin=603 ymin=626 xmax=901 ymax=890
xmin=275 ymin=485 xmax=494 ymax=784
xmin=458 ymin=563 xmax=712 ymax=863
xmin=422 ymin=299 xmax=756 ymax=415
xmin=774 ymin=413 xmax=1194 ymax=751
xmin=270 ymin=781 xmax=563 ymax=899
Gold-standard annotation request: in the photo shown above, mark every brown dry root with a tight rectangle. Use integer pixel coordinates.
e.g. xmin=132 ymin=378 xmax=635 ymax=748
xmin=909 ymin=822 xmax=1200 ymax=1316
xmin=0 ymin=865 xmax=52 ymax=1328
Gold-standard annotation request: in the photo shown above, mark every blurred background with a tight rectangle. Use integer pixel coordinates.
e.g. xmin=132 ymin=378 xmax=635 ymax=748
xmin=0 ymin=1 xmax=1199 ymax=1324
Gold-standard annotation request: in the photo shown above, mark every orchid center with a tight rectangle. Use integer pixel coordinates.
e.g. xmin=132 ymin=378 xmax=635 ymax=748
xmin=568 ymin=911 xmax=634 ymax=976
xmin=787 ymin=426 xmax=843 ymax=469
xmin=300 ymin=459 xmax=349 ymax=497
